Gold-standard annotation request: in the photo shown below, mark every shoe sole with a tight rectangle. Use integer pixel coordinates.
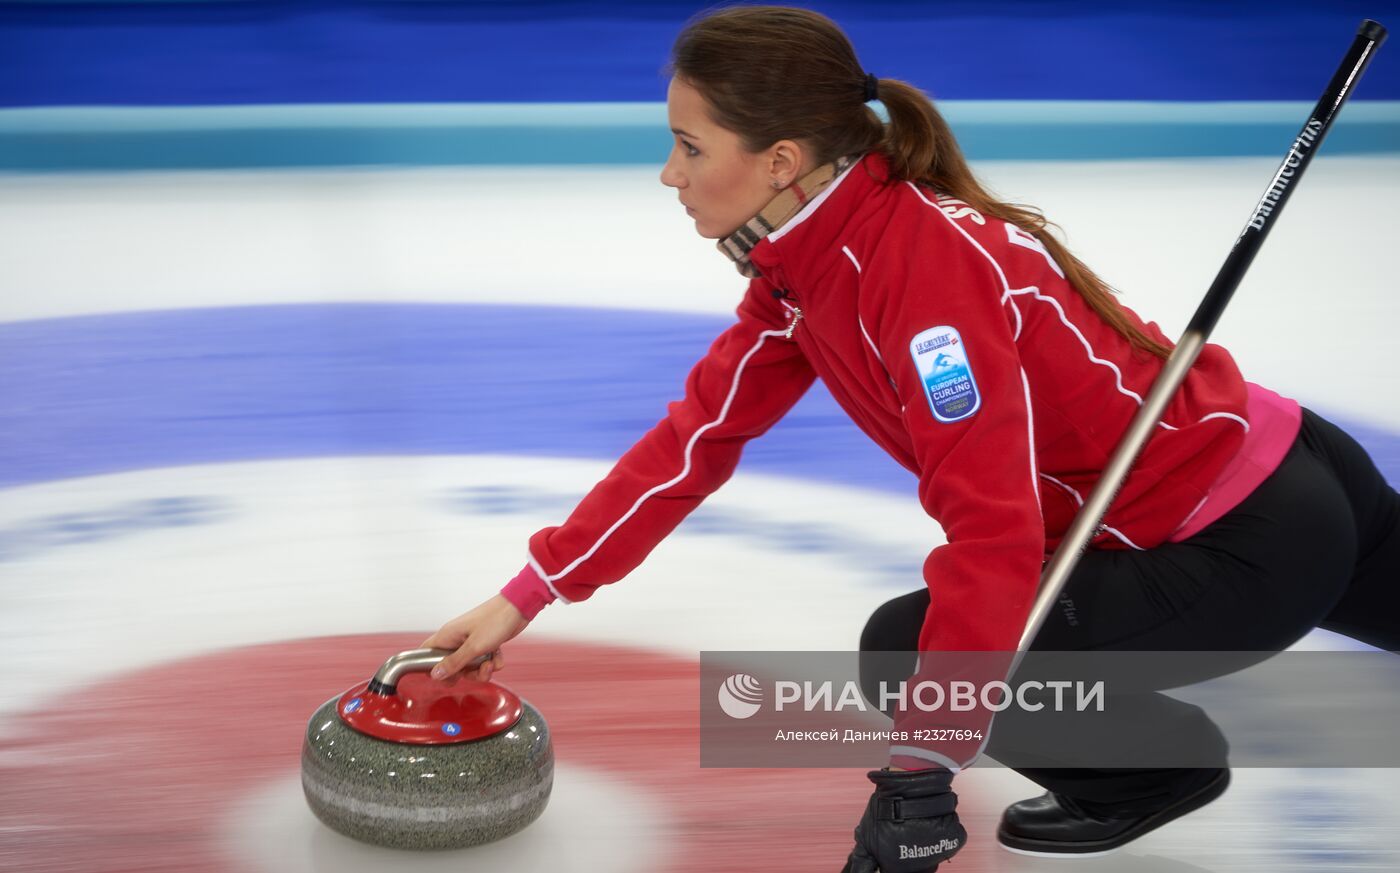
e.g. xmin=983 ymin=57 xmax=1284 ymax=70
xmin=996 ymin=768 xmax=1231 ymax=857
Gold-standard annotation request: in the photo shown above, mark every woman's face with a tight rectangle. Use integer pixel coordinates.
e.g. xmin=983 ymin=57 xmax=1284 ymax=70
xmin=660 ymin=77 xmax=810 ymax=240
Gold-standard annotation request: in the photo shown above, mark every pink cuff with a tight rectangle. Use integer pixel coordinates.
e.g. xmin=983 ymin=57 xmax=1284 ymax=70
xmin=499 ymin=562 xmax=557 ymax=621
xmin=889 ymin=754 xmax=941 ymax=772
xmin=889 ymin=745 xmax=966 ymax=772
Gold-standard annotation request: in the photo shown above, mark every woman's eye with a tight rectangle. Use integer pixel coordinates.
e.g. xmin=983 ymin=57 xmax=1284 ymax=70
xmin=681 ymin=140 xmax=699 ymax=157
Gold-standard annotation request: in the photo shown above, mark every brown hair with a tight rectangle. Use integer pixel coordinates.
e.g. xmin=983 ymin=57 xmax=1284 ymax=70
xmin=665 ymin=5 xmax=1171 ymax=359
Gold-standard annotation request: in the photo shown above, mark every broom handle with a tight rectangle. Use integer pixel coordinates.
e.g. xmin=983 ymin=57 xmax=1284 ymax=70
xmin=1017 ymin=19 xmax=1388 ymax=653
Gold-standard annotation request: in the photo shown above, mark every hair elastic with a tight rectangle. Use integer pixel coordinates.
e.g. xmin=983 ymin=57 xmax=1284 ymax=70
xmin=863 ymin=73 xmax=879 ymax=102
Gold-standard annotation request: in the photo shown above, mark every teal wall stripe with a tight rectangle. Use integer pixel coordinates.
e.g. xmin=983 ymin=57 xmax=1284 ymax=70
xmin=2 ymin=101 xmax=1397 ymax=170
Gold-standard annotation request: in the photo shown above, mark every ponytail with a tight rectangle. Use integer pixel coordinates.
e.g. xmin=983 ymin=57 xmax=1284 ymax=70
xmin=876 ymin=78 xmax=1172 ymax=360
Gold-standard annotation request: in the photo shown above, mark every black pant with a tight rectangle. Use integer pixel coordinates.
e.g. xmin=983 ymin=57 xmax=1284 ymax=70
xmin=859 ymin=408 xmax=1400 ymax=814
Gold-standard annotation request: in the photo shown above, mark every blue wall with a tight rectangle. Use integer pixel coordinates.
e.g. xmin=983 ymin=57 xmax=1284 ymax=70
xmin=3 ymin=1 xmax=1398 ymax=107
xmin=4 ymin=2 xmax=1396 ymax=168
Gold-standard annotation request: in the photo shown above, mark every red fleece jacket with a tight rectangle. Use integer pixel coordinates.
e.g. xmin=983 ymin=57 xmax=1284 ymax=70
xmin=502 ymin=150 xmax=1254 ymax=658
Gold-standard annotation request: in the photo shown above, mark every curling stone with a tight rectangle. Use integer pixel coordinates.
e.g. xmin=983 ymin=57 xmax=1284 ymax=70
xmin=301 ymin=648 xmax=553 ymax=849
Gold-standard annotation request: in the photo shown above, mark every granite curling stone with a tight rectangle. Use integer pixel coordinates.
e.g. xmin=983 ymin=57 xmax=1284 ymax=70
xmin=301 ymin=648 xmax=553 ymax=849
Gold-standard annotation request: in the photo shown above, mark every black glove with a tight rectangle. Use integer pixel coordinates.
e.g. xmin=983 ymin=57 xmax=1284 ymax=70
xmin=841 ymin=768 xmax=966 ymax=873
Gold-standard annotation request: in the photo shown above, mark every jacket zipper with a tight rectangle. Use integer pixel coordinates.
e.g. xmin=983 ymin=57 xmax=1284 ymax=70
xmin=786 ymin=306 xmax=804 ymax=339
xmin=773 ymin=287 xmax=803 ymax=339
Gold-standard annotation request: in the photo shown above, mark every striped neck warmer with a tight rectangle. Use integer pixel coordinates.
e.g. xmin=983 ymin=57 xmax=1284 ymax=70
xmin=717 ymin=152 xmax=860 ymax=278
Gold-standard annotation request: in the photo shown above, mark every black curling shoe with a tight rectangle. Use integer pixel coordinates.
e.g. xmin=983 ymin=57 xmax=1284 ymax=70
xmin=997 ymin=768 xmax=1230 ymax=857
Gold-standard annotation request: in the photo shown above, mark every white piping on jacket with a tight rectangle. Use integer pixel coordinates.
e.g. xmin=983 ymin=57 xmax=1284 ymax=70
xmin=1039 ymin=473 xmax=1085 ymax=506
xmin=1172 ymin=493 xmax=1212 ymax=538
xmin=859 ymin=317 xmax=883 ymax=364
xmin=846 ymin=244 xmax=902 ymax=399
xmin=1003 ymin=285 xmax=1178 ymax=431
xmin=907 ymin=181 xmax=1246 ymax=437
xmin=900 ymin=183 xmax=1041 ymax=510
xmin=998 ymin=289 xmax=1252 ymax=439
xmin=1039 ymin=473 xmax=1189 ymax=550
xmin=536 ymin=328 xmax=790 ymax=588
xmin=1198 ymin=411 xmax=1250 ymax=431
xmin=527 ymin=552 xmax=571 ymax=603
xmin=1101 ymin=524 xmax=1147 ymax=551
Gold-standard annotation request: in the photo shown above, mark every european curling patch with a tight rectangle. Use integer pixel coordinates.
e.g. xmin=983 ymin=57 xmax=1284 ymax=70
xmin=909 ymin=325 xmax=980 ymax=423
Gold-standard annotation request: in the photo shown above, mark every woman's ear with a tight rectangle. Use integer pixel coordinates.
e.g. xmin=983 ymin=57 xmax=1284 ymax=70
xmin=767 ymin=139 xmax=809 ymax=185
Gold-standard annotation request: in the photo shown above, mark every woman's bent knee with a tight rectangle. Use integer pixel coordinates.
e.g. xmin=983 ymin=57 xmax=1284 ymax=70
xmin=858 ymin=588 xmax=928 ymax=715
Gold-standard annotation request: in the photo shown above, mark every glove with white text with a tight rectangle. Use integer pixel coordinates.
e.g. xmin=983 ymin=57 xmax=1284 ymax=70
xmin=841 ymin=767 xmax=966 ymax=873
